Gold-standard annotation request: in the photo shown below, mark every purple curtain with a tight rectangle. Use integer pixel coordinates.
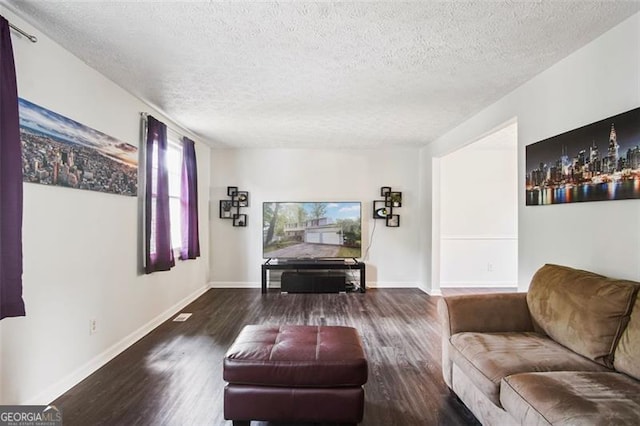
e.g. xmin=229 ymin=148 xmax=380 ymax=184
xmin=180 ymin=137 xmax=200 ymax=260
xmin=0 ymin=16 xmax=26 ymax=320
xmin=144 ymin=115 xmax=174 ymax=273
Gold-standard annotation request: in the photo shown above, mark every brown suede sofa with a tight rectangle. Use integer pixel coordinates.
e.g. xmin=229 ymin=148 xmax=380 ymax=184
xmin=439 ymin=264 xmax=640 ymax=425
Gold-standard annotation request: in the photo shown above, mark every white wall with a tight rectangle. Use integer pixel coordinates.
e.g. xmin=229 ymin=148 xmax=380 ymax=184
xmin=0 ymin=7 xmax=211 ymax=404
xmin=209 ymin=148 xmax=420 ymax=288
xmin=439 ymin=123 xmax=518 ymax=287
xmin=420 ymin=13 xmax=640 ymax=293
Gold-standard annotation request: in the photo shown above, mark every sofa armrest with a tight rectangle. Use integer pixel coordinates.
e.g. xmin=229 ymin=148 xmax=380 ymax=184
xmin=439 ymin=292 xmax=533 ymax=336
xmin=438 ymin=293 xmax=534 ymax=388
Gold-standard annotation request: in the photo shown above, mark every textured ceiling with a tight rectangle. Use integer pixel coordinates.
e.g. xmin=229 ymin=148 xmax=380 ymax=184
xmin=5 ymin=1 xmax=640 ymax=149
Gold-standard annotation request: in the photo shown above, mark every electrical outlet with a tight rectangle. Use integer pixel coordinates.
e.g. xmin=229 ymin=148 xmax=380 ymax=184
xmin=89 ymin=319 xmax=97 ymax=335
xmin=487 ymin=263 xmax=494 ymax=272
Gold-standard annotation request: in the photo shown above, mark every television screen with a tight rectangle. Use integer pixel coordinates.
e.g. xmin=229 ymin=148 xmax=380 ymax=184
xmin=263 ymin=201 xmax=362 ymax=259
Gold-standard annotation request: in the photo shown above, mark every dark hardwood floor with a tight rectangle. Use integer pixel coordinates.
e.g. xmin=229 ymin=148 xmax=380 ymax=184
xmin=53 ymin=288 xmax=508 ymax=425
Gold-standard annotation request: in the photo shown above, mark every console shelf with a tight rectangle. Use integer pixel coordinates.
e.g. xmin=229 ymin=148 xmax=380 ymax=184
xmin=261 ymin=260 xmax=366 ymax=294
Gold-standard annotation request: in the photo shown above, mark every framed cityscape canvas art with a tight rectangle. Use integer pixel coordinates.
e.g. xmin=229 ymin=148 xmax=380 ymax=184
xmin=526 ymin=107 xmax=640 ymax=206
xmin=19 ymin=98 xmax=138 ymax=196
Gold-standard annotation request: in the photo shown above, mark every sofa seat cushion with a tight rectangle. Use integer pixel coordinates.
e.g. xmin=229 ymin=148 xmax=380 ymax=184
xmin=501 ymin=372 xmax=640 ymax=425
xmin=449 ymin=332 xmax=609 ymax=406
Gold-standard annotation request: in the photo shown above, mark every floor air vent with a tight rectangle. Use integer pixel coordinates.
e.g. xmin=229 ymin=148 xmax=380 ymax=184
xmin=173 ymin=313 xmax=192 ymax=322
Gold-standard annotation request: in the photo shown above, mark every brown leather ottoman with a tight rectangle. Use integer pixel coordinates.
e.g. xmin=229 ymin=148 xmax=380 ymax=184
xmin=223 ymin=325 xmax=368 ymax=426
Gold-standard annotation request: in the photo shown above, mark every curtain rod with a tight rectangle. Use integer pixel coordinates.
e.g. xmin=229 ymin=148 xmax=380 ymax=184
xmin=140 ymin=112 xmax=195 ymax=142
xmin=8 ymin=22 xmax=38 ymax=43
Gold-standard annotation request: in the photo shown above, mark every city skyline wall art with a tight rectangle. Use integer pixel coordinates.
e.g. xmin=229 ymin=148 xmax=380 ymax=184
xmin=19 ymin=98 xmax=138 ymax=196
xmin=526 ymin=106 xmax=640 ymax=206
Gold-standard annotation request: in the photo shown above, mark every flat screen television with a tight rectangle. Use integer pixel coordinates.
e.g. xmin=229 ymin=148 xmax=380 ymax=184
xmin=263 ymin=201 xmax=362 ymax=259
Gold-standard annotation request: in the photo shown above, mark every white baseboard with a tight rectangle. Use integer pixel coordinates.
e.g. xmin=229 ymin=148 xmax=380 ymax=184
xmin=440 ymin=280 xmax=517 ymax=288
xmin=208 ymin=281 xmax=424 ymax=289
xmin=208 ymin=281 xmax=259 ymax=288
xmin=366 ymin=281 xmax=417 ymax=288
xmin=26 ymin=285 xmax=209 ymax=405
xmin=417 ymin=285 xmax=442 ymax=296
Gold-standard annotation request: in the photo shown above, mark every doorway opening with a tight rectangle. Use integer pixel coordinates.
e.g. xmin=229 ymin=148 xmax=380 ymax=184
xmin=433 ymin=121 xmax=518 ymax=292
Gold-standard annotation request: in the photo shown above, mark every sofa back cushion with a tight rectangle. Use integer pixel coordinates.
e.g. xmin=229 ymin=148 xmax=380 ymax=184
xmin=527 ymin=264 xmax=639 ymax=368
xmin=614 ymin=292 xmax=640 ymax=379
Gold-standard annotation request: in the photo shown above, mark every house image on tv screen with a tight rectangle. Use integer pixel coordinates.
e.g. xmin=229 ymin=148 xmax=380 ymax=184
xmin=263 ymin=202 xmax=362 ymax=259
xmin=285 ymin=217 xmax=343 ymax=245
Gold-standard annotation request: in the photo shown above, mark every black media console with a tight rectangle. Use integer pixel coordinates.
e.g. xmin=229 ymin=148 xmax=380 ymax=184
xmin=281 ymin=271 xmax=346 ymax=293
xmin=261 ymin=260 xmax=366 ymax=294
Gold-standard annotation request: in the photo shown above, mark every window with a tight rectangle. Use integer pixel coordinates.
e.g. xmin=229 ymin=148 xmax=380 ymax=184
xmin=167 ymin=139 xmax=183 ymax=250
xmin=144 ymin=115 xmax=199 ymax=273
xmin=149 ymin=137 xmax=182 ymax=252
